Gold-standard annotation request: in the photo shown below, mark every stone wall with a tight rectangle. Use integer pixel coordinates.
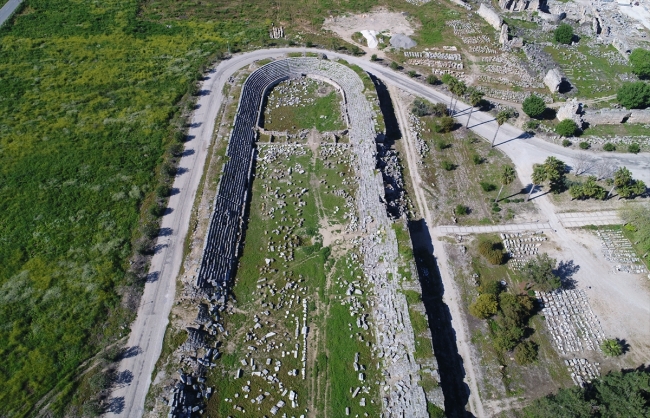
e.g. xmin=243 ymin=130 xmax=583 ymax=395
xmin=478 ymin=3 xmax=503 ymax=30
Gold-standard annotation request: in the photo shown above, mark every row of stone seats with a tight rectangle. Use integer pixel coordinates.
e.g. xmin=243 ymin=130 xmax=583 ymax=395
xmin=196 ymin=58 xmax=371 ymax=290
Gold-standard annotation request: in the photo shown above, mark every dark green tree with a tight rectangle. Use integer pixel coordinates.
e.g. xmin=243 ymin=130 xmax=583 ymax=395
xmin=495 ymin=165 xmax=516 ymax=203
xmin=617 ymin=81 xmax=650 ymax=109
xmin=527 ymin=164 xmax=547 ymax=201
xmin=629 ymin=48 xmax=650 ymax=78
xmin=554 ymin=24 xmax=574 ymax=44
xmin=522 ymin=95 xmax=546 ymax=118
xmin=555 ymin=119 xmax=578 ymax=137
xmin=613 ymin=167 xmax=646 ymax=198
xmin=544 ymin=156 xmax=567 ymax=191
xmin=466 ymin=88 xmax=485 ymax=128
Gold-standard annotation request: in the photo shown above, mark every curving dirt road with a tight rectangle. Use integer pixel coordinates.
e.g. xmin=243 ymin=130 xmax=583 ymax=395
xmin=109 ymin=47 xmax=649 ymax=418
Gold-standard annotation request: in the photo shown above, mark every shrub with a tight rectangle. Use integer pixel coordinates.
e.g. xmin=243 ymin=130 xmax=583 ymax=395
xmin=156 ymin=184 xmax=172 ymax=198
xmin=426 ymin=74 xmax=439 ymax=85
xmin=431 ymin=103 xmax=448 ymax=117
xmin=617 ymin=81 xmax=650 ymax=109
xmin=579 ymin=141 xmax=590 ymax=149
xmin=441 ymin=160 xmax=455 ymax=171
xmin=408 ymin=70 xmax=417 ymax=78
xmin=472 ymin=154 xmax=482 ymax=165
xmin=629 ymin=48 xmax=650 ymax=78
xmin=514 ymin=341 xmax=538 ymax=365
xmin=603 ymin=142 xmax=616 ymax=151
xmin=390 ymin=61 xmax=399 ymax=70
xmin=469 ymin=294 xmax=498 ymax=319
xmin=412 ymin=99 xmax=432 ymax=117
xmin=370 ymin=54 xmax=378 ymax=61
xmin=628 ymin=143 xmax=641 ymax=154
xmin=143 ymin=222 xmax=160 ymax=238
xmin=480 ymin=182 xmax=496 ymax=192
xmin=556 ymin=119 xmax=578 ymax=137
xmin=562 ymin=139 xmax=572 ymax=147
xmin=455 ymin=204 xmax=468 ymax=215
xmin=600 ymin=338 xmax=623 ymax=357
xmin=149 ymin=204 xmax=165 ymax=217
xmin=437 ymin=116 xmax=455 ymax=133
xmin=478 ymin=239 xmax=505 ymax=265
xmin=522 ymin=95 xmax=546 ymax=118
xmin=554 ymin=23 xmax=574 ymax=44
xmin=435 ymin=139 xmax=449 ymax=150
xmin=525 ymin=119 xmax=540 ymax=130
xmin=491 ymin=204 xmax=502 ymax=212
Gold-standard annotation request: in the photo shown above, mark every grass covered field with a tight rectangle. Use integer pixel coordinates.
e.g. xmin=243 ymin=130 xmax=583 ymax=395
xmin=0 ymin=0 xmax=252 ymax=415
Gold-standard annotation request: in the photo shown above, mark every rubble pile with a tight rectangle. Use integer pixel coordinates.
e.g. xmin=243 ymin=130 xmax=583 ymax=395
xmin=596 ymin=229 xmax=648 ymax=275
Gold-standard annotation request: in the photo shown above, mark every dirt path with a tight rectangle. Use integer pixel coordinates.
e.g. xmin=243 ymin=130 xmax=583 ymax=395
xmin=389 ymin=84 xmax=487 ymax=418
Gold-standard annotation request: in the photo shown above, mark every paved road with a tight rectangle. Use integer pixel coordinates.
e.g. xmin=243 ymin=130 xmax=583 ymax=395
xmin=110 ymin=47 xmax=649 ymax=418
xmin=0 ymin=0 xmax=21 ymax=27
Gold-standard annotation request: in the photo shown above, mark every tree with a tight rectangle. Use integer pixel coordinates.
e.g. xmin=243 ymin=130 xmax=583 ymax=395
xmin=521 ymin=253 xmax=561 ymax=292
xmin=617 ymin=81 xmax=650 ymax=109
xmin=620 ymin=205 xmax=650 ymax=255
xmin=492 ymin=111 xmax=510 ymax=147
xmin=451 ymin=80 xmax=467 ymax=114
xmin=629 ymin=48 xmax=650 ymax=79
xmin=522 ymin=95 xmax=546 ymax=118
xmin=469 ymin=294 xmax=498 ymax=319
xmin=555 ymin=119 xmax=578 ymax=137
xmin=613 ymin=167 xmax=646 ymax=198
xmin=442 ymin=75 xmax=459 ymax=112
xmin=390 ymin=61 xmax=399 ymax=70
xmin=527 ymin=164 xmax=547 ymax=201
xmin=496 ymin=166 xmax=516 ymax=203
xmin=628 ymin=143 xmax=641 ymax=154
xmin=523 ymin=369 xmax=650 ymax=418
xmin=600 ymin=338 xmax=623 ymax=357
xmin=543 ymin=156 xmax=567 ymax=191
xmin=466 ymin=88 xmax=485 ymax=128
xmin=571 ymin=153 xmax=593 ymax=176
xmin=370 ymin=54 xmax=378 ymax=61
xmin=554 ymin=23 xmax=574 ymax=44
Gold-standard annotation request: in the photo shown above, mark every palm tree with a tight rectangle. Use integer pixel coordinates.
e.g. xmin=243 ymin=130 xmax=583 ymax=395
xmin=451 ymin=81 xmax=467 ymax=115
xmin=446 ymin=77 xmax=458 ymax=115
xmin=465 ymin=89 xmax=484 ymax=128
xmin=495 ymin=166 xmax=516 ymax=203
xmin=527 ymin=164 xmax=547 ymax=201
xmin=491 ymin=111 xmax=509 ymax=148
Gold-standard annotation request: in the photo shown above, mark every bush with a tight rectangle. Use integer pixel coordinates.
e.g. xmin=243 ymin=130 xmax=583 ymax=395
xmin=629 ymin=48 xmax=650 ymax=78
xmin=480 ymin=182 xmax=497 ymax=192
xmin=491 ymin=204 xmax=502 ymax=212
xmin=569 ymin=176 xmax=607 ymax=200
xmin=617 ymin=81 xmax=650 ymax=109
xmin=628 ymin=143 xmax=641 ymax=154
xmin=469 ymin=294 xmax=498 ymax=319
xmin=143 ymin=222 xmax=160 ymax=238
xmin=472 ymin=154 xmax=482 ymax=165
xmin=441 ymin=160 xmax=455 ymax=171
xmin=555 ymin=119 xmax=578 ymax=137
xmin=455 ymin=204 xmax=468 ymax=215
xmin=156 ymin=184 xmax=172 ymax=198
xmin=408 ymin=70 xmax=417 ymax=77
xmin=169 ymin=142 xmax=184 ymax=156
xmin=390 ymin=61 xmax=399 ymax=70
xmin=370 ymin=54 xmax=378 ymax=61
xmin=435 ymin=116 xmax=455 ymax=133
xmin=525 ymin=119 xmax=540 ymax=130
xmin=554 ymin=23 xmax=574 ymax=44
xmin=522 ymin=95 xmax=546 ymax=118
xmin=435 ymin=139 xmax=449 ymax=150
xmin=600 ymin=338 xmax=623 ymax=357
xmin=478 ymin=239 xmax=505 ymax=265
xmin=579 ymin=141 xmax=590 ymax=150
xmin=426 ymin=74 xmax=439 ymax=85
xmin=431 ymin=103 xmax=448 ymax=117
xmin=479 ymin=280 xmax=501 ymax=296
xmin=149 ymin=204 xmax=166 ymax=217
xmin=603 ymin=142 xmax=616 ymax=151
xmin=562 ymin=139 xmax=572 ymax=147
xmin=514 ymin=341 xmax=538 ymax=365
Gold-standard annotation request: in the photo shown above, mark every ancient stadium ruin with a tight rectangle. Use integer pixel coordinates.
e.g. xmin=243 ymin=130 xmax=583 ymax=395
xmin=165 ymin=58 xmax=435 ymax=417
